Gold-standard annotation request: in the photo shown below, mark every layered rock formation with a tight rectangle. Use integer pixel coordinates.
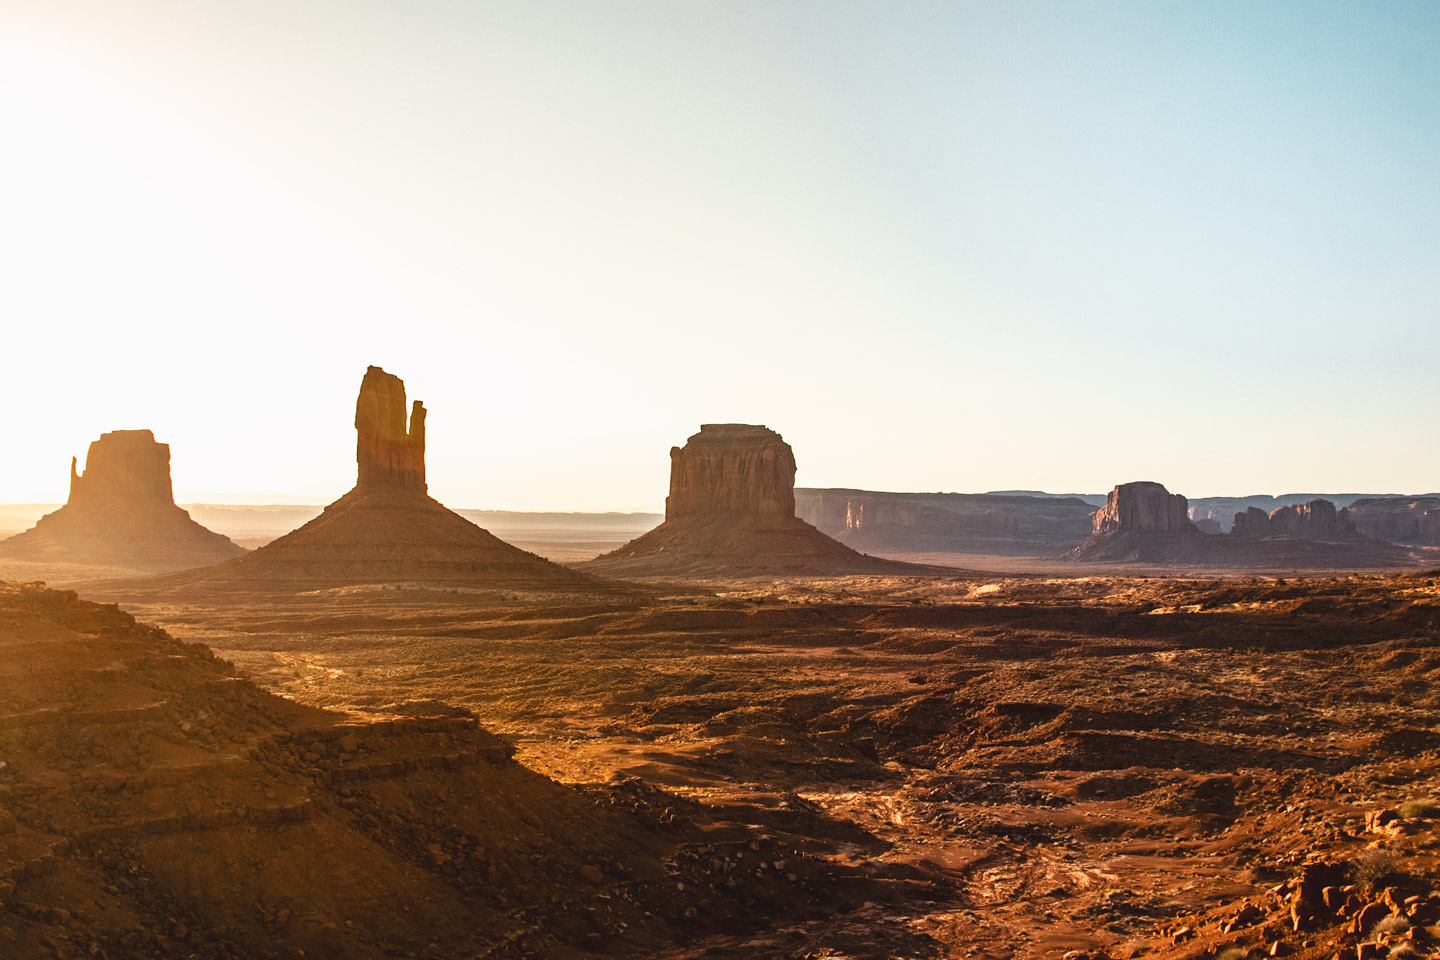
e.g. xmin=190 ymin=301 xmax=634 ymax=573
xmin=795 ymin=489 xmax=1096 ymax=556
xmin=169 ymin=367 xmax=598 ymax=590
xmin=1230 ymin=499 xmax=1360 ymax=541
xmin=581 ymin=425 xmax=934 ymax=577
xmin=0 ymin=430 xmax=244 ymax=572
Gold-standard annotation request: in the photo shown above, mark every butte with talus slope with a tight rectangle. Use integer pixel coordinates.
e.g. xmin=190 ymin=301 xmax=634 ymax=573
xmin=579 ymin=423 xmax=938 ymax=578
xmin=151 ymin=366 xmax=599 ymax=591
xmin=0 ymin=430 xmax=244 ymax=573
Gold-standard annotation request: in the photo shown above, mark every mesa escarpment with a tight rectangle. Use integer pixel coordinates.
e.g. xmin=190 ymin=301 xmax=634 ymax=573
xmin=162 ymin=366 xmax=599 ymax=590
xmin=1346 ymin=496 xmax=1440 ymax=545
xmin=580 ymin=424 xmax=933 ymax=577
xmin=795 ymin=489 xmax=1096 ymax=556
xmin=0 ymin=430 xmax=244 ymax=573
xmin=1067 ymin=482 xmax=1416 ymax=568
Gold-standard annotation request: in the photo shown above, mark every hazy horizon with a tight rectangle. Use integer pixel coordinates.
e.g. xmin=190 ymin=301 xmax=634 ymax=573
xmin=3 ymin=1 xmax=1437 ymax=509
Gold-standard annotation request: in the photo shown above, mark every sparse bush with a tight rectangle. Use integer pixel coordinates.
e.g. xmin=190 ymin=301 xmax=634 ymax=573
xmin=1373 ymin=915 xmax=1412 ymax=939
xmin=1352 ymin=849 xmax=1402 ymax=894
xmin=1389 ymin=943 xmax=1418 ymax=960
xmin=1217 ymin=948 xmax=1251 ymax=960
xmin=1399 ymin=798 xmax=1440 ymax=820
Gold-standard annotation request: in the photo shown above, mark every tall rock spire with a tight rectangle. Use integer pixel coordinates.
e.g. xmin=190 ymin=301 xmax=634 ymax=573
xmin=354 ymin=365 xmax=426 ymax=493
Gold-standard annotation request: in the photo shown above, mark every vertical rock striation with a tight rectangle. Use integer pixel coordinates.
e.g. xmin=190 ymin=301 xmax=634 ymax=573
xmin=665 ymin=424 xmax=796 ymax=522
xmin=1090 ymin=482 xmax=1197 ymax=537
xmin=355 ymin=365 xmax=427 ymax=493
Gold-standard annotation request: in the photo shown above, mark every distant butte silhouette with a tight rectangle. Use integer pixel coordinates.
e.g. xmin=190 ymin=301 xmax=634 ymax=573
xmin=579 ymin=423 xmax=935 ymax=577
xmin=167 ymin=366 xmax=598 ymax=589
xmin=1065 ymin=480 xmax=1414 ymax=568
xmin=0 ymin=430 xmax=244 ymax=573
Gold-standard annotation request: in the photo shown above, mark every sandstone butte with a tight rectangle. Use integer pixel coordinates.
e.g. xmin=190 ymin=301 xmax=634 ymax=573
xmin=579 ymin=423 xmax=936 ymax=577
xmin=0 ymin=429 xmax=244 ymax=573
xmin=161 ymin=366 xmax=598 ymax=590
xmin=1066 ymin=481 xmax=1415 ymax=568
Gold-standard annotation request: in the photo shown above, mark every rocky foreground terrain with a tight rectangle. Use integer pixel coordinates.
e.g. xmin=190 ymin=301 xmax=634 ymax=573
xmin=22 ymin=566 xmax=1427 ymax=959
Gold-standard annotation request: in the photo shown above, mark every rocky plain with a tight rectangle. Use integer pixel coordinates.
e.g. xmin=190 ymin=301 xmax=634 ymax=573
xmin=3 ymin=370 xmax=1440 ymax=960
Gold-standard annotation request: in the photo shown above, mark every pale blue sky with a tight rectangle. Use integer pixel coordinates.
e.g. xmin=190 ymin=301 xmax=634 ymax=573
xmin=2 ymin=1 xmax=1437 ymax=508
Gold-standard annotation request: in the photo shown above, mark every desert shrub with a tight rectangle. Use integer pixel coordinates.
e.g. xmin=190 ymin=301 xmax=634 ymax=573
xmin=1389 ymin=943 xmax=1418 ymax=960
xmin=1373 ymin=915 xmax=1411 ymax=938
xmin=1352 ymin=849 xmax=1402 ymax=894
xmin=1216 ymin=948 xmax=1251 ymax=960
xmin=1399 ymin=798 xmax=1440 ymax=819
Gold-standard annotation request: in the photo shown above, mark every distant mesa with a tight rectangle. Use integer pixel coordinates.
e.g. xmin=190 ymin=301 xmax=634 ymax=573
xmin=161 ymin=366 xmax=599 ymax=590
xmin=1345 ymin=496 xmax=1440 ymax=546
xmin=579 ymin=423 xmax=936 ymax=577
xmin=1066 ymin=481 xmax=1416 ymax=568
xmin=0 ymin=429 xmax=244 ymax=573
xmin=1230 ymin=499 xmax=1361 ymax=541
xmin=796 ymin=488 xmax=1095 ymax=556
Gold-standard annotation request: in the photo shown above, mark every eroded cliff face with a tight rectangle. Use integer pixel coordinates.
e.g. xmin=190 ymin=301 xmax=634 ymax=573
xmin=0 ymin=430 xmax=243 ymax=572
xmin=666 ymin=424 xmax=796 ymax=522
xmin=1091 ymin=482 xmax=1196 ymax=537
xmin=355 ymin=365 xmax=426 ymax=493
xmin=1231 ymin=499 xmax=1359 ymax=541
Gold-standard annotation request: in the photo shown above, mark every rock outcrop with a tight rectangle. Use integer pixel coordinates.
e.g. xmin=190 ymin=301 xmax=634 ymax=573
xmin=1230 ymin=499 xmax=1360 ymax=541
xmin=0 ymin=430 xmax=244 ymax=573
xmin=795 ymin=489 xmax=1096 ymax=556
xmin=581 ymin=424 xmax=936 ymax=577
xmin=165 ymin=367 xmax=600 ymax=590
